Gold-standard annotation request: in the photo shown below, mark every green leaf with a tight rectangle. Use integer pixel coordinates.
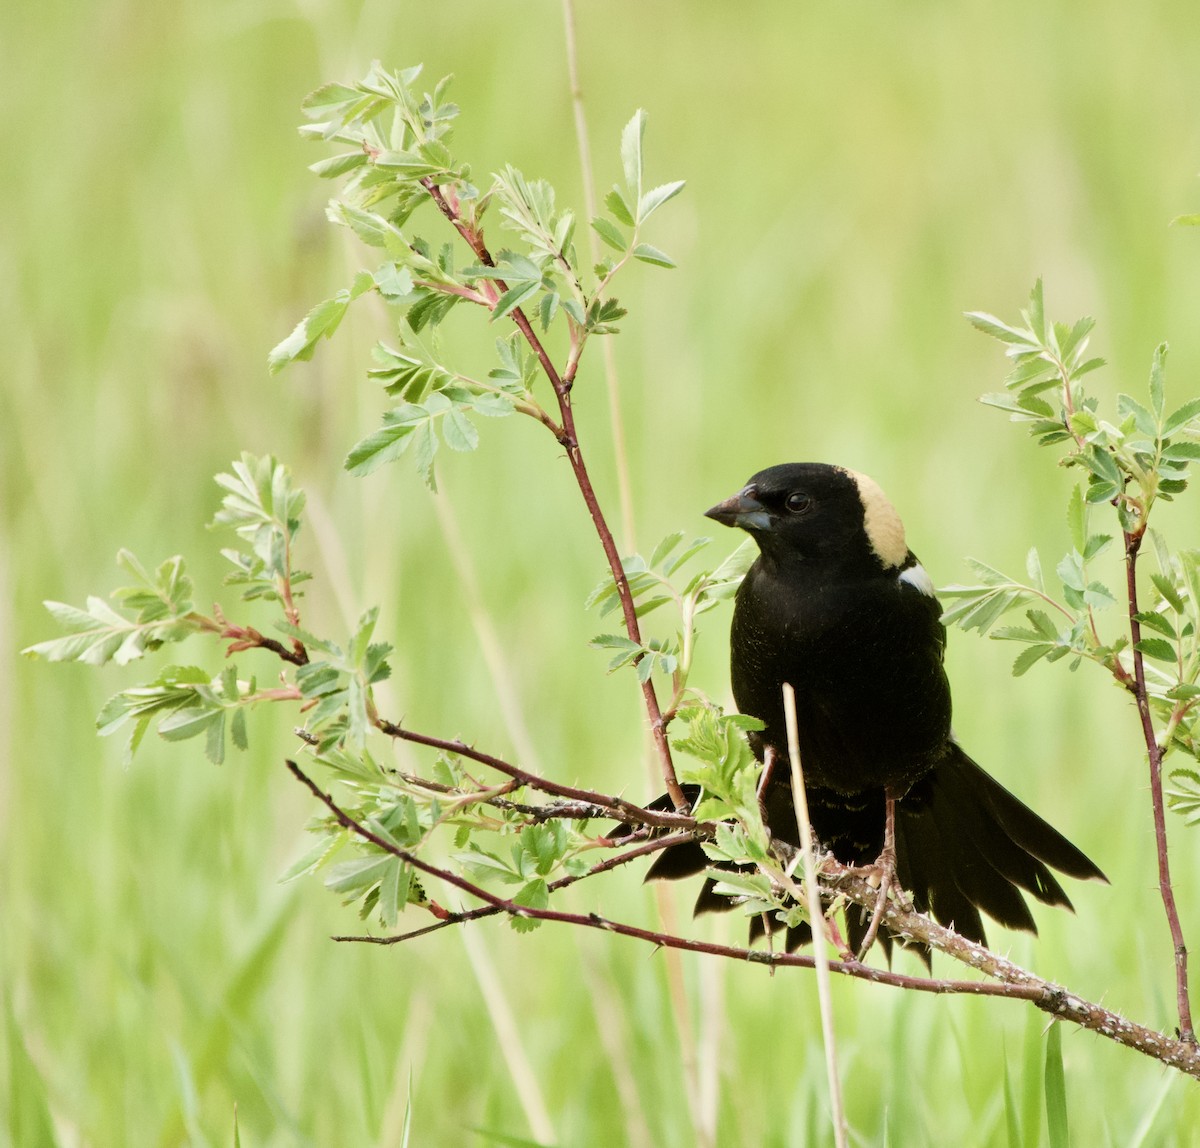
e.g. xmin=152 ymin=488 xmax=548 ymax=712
xmin=979 ymin=392 xmax=1036 ymax=418
xmin=373 ymin=262 xmax=414 ymax=300
xmin=1167 ymin=768 xmax=1200 ymax=824
xmin=325 ymin=855 xmax=395 ymax=898
xmin=1059 ymin=314 xmax=1095 ymax=362
xmin=590 ymin=217 xmax=627 ymax=252
xmin=1066 ymin=487 xmax=1085 ymax=553
xmin=1134 ymin=638 xmax=1176 ymax=663
xmin=1117 ymin=392 xmax=1158 ymax=438
xmin=491 ymin=280 xmax=541 ymax=323
xmin=589 ymin=633 xmax=642 ymax=672
xmin=604 ymin=187 xmax=635 ymax=227
xmin=631 ymin=243 xmax=676 ymax=268
xmin=24 ymin=581 xmax=201 ymax=667
xmin=637 ymin=179 xmax=685 ymax=223
xmin=1149 ymin=345 xmax=1167 ymax=418
xmin=332 ymin=202 xmax=406 ymax=250
xmin=1056 ymin=552 xmax=1084 ymax=593
xmin=1012 ymin=644 xmax=1055 ymax=677
xmin=1134 ymin=610 xmax=1176 ymax=639
xmin=705 ymin=868 xmax=775 ymax=907
xmin=667 ymin=537 xmax=713 ymax=576
xmin=510 ymin=878 xmax=549 ymax=933
xmin=1074 ymin=357 xmax=1107 ymax=381
xmin=268 ymin=273 xmax=374 ymax=373
xmin=620 ymin=110 xmax=646 ymax=201
xmin=966 ymin=311 xmax=1037 ymax=347
xmin=441 ymin=406 xmax=479 ymax=452
xmin=300 ymin=80 xmax=359 ymax=115
xmin=1004 ymin=357 xmax=1058 ymax=391
xmin=376 ymin=857 xmax=410 ymax=929
xmin=1026 ymin=609 xmax=1060 ymax=640
xmin=649 ymin=532 xmax=684 ymax=569
xmin=212 ymin=457 xmax=310 ymax=609
xmin=1172 ymin=213 xmax=1200 ymax=227
xmin=1152 ymin=572 xmax=1186 ymax=614
xmin=964 ymin=558 xmax=1016 ymax=586
xmin=344 ymin=407 xmax=425 ymax=476
xmin=1084 ymin=479 xmax=1119 ymax=505
xmin=308 ymin=151 xmax=369 ymax=179
xmin=368 ymin=343 xmax=457 ymax=401
xmin=280 ymin=832 xmax=343 ymax=885
xmin=1083 ymin=581 xmax=1115 ymax=610
xmin=156 ymin=703 xmax=221 ymax=740
xmin=1163 ymin=395 xmax=1200 ymax=437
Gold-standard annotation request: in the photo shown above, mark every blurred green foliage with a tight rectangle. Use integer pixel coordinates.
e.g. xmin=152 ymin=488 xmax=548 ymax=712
xmin=4 ymin=0 xmax=1200 ymax=1144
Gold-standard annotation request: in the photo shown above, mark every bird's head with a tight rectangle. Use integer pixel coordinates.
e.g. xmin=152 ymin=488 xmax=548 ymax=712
xmin=705 ymin=462 xmax=909 ymax=573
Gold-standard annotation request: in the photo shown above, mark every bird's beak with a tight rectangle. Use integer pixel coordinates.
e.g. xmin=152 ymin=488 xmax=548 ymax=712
xmin=704 ymin=487 xmax=771 ymax=532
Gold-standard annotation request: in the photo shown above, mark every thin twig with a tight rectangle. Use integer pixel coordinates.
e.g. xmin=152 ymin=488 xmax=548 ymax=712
xmin=561 ymin=0 xmax=637 ymax=553
xmin=783 ymin=686 xmax=848 ymax=1148
xmin=334 ymin=830 xmax=691 ymax=946
xmin=375 ymin=718 xmax=693 ymax=830
xmin=1124 ymin=526 xmax=1195 ymax=1042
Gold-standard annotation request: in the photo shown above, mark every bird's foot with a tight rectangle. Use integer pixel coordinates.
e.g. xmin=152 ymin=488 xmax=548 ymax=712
xmin=852 ymin=845 xmax=897 ymax=961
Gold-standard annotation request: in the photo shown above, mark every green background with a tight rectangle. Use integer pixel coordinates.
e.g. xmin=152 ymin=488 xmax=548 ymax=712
xmin=4 ymin=0 xmax=1200 ymax=1143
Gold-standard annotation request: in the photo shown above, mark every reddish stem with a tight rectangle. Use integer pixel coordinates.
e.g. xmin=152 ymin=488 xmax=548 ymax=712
xmin=376 ymin=719 xmax=692 ymax=830
xmin=1125 ymin=528 xmax=1195 ymax=1041
xmin=420 ymin=179 xmax=685 ymax=810
xmin=335 ymin=828 xmax=692 ymax=946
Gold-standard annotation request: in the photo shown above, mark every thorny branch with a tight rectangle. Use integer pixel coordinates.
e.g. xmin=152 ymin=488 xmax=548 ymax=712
xmin=1123 ymin=524 xmax=1195 ymax=1042
xmin=286 ymin=757 xmax=1200 ymax=1080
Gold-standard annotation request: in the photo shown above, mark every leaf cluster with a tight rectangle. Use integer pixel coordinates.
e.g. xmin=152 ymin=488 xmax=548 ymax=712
xmin=970 ymin=282 xmax=1200 ymax=530
xmin=587 ymin=534 xmax=755 ymax=696
xmin=213 ymin=453 xmax=310 ymax=608
xmin=959 ymin=281 xmax=1200 ymax=810
xmin=23 ymin=550 xmax=203 ymax=667
xmin=23 ymin=446 xmax=655 ymax=932
xmin=267 ymin=62 xmax=684 ymax=490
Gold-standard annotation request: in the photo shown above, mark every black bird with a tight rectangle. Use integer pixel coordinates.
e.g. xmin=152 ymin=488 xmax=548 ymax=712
xmin=648 ymin=462 xmax=1105 ymax=957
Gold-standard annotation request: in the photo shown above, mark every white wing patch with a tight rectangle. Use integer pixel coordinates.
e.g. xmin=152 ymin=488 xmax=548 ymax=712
xmin=899 ymin=563 xmax=935 ymax=596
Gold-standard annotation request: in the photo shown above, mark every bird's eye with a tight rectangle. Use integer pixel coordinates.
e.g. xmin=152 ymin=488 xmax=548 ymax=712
xmin=785 ymin=492 xmax=812 ymax=514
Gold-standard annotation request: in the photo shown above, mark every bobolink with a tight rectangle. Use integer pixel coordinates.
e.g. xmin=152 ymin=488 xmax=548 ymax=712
xmin=649 ymin=462 xmax=1105 ymax=957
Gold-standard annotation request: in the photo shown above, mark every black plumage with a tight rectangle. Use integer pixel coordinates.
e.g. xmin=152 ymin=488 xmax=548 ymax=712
xmin=647 ymin=462 xmax=1105 ymax=957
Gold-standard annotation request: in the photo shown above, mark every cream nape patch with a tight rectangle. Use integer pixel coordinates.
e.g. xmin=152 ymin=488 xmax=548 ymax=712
xmin=841 ymin=468 xmax=908 ymax=569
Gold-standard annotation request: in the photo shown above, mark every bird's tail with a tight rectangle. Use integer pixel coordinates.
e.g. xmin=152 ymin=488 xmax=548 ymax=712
xmin=894 ymin=742 xmax=1107 ymax=947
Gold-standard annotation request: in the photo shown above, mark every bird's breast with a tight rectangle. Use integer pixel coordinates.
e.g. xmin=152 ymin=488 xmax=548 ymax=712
xmin=730 ymin=563 xmax=951 ymax=794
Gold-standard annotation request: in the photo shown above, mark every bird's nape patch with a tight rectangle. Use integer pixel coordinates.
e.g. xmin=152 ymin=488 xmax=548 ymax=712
xmin=842 ymin=468 xmax=907 ymax=569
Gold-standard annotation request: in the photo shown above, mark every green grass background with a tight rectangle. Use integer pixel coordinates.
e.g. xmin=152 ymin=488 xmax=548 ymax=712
xmin=4 ymin=0 xmax=1200 ymax=1143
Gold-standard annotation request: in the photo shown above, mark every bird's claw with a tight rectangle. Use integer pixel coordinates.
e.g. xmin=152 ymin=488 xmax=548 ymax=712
xmin=854 ymin=846 xmax=897 ymax=961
